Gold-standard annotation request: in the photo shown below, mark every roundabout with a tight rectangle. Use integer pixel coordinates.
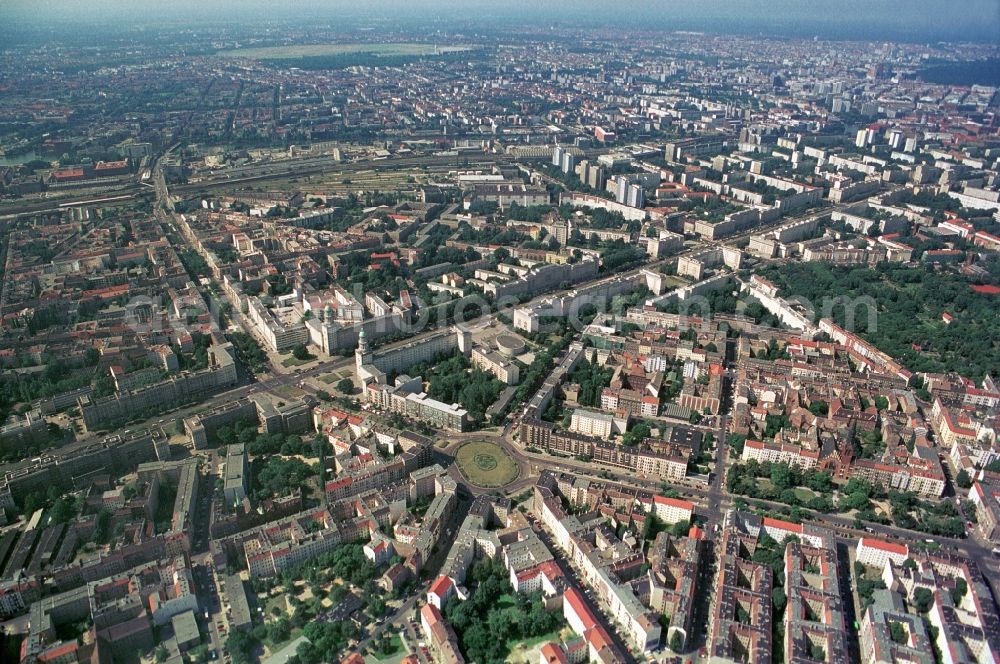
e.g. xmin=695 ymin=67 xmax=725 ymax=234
xmin=454 ymin=440 xmax=520 ymax=488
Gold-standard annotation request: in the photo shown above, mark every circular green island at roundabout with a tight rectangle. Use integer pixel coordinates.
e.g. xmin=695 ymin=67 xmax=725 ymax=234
xmin=454 ymin=441 xmax=519 ymax=488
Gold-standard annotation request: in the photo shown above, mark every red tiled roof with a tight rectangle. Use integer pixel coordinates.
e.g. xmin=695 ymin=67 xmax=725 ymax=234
xmin=428 ymin=575 xmax=454 ymax=598
xmin=653 ymin=495 xmax=694 ymax=511
xmin=421 ymin=602 xmax=443 ymax=626
xmin=82 ymin=283 xmax=130 ymax=299
xmin=762 ymin=516 xmax=803 ymax=534
xmin=585 ymin=625 xmax=614 ymax=653
xmin=52 ymin=168 xmax=84 ymax=178
xmin=859 ymin=537 xmax=908 ymax=556
xmin=516 ymin=566 xmax=542 ymax=582
xmin=325 ymin=477 xmax=353 ymax=491
xmin=537 ymin=560 xmax=563 ymax=581
xmin=38 ymin=642 xmax=78 ymax=662
xmin=540 ymin=643 xmax=569 ymax=664
xmin=564 ymin=587 xmax=596 ymax=631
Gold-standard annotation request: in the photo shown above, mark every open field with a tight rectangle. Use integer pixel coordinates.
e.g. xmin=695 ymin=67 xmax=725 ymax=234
xmin=793 ymin=487 xmax=817 ymax=502
xmin=454 ymin=441 xmax=519 ymax=487
xmin=661 ymin=274 xmax=691 ymax=289
xmin=271 ymin=384 xmax=304 ymax=400
xmin=217 ymin=43 xmax=473 ymax=59
xmin=280 ymin=354 xmax=315 ymax=368
xmin=161 ymin=419 xmax=183 ymax=437
xmin=319 ymin=370 xmax=353 ymax=385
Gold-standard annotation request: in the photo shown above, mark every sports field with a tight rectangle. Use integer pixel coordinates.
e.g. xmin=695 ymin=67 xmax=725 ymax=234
xmin=454 ymin=441 xmax=519 ymax=487
xmin=216 ymin=43 xmax=472 ymax=59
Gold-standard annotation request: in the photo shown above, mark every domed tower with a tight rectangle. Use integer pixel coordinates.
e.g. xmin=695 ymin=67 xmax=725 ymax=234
xmin=355 ymin=328 xmax=372 ymax=374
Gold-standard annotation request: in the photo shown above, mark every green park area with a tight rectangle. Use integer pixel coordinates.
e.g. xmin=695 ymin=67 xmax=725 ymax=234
xmin=454 ymin=441 xmax=519 ymax=487
xmin=756 ymin=263 xmax=1000 ymax=379
xmin=444 ymin=558 xmax=566 ymax=663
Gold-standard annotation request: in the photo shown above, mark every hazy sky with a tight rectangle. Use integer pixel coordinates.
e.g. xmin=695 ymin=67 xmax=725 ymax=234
xmin=2 ymin=0 xmax=999 ymax=43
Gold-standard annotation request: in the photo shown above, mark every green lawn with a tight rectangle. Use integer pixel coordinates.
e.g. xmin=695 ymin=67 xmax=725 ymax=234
xmin=454 ymin=441 xmax=519 ymax=487
xmin=497 ymin=594 xmax=517 ymax=609
xmin=281 ymin=355 xmax=314 ymax=368
xmin=662 ymin=275 xmax=691 ymax=289
xmin=264 ymin=593 xmax=290 ymax=618
xmin=793 ymin=487 xmax=817 ymax=502
xmin=509 ymin=628 xmax=564 ymax=649
xmin=161 ymin=420 xmax=182 ymax=437
xmin=319 ymin=370 xmax=353 ymax=384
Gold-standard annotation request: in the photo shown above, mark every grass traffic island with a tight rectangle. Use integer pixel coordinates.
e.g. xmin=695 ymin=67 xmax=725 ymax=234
xmin=454 ymin=441 xmax=519 ymax=487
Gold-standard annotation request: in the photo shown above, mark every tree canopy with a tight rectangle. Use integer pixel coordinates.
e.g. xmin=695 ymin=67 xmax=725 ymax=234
xmin=756 ymin=263 xmax=1000 ymax=380
xmin=444 ymin=558 xmax=564 ymax=663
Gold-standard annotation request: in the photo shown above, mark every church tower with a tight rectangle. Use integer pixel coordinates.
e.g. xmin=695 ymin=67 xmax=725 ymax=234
xmin=355 ymin=328 xmax=372 ymax=374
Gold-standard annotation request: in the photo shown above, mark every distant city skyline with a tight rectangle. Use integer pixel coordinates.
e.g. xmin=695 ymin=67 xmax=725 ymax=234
xmin=2 ymin=0 xmax=999 ymax=44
